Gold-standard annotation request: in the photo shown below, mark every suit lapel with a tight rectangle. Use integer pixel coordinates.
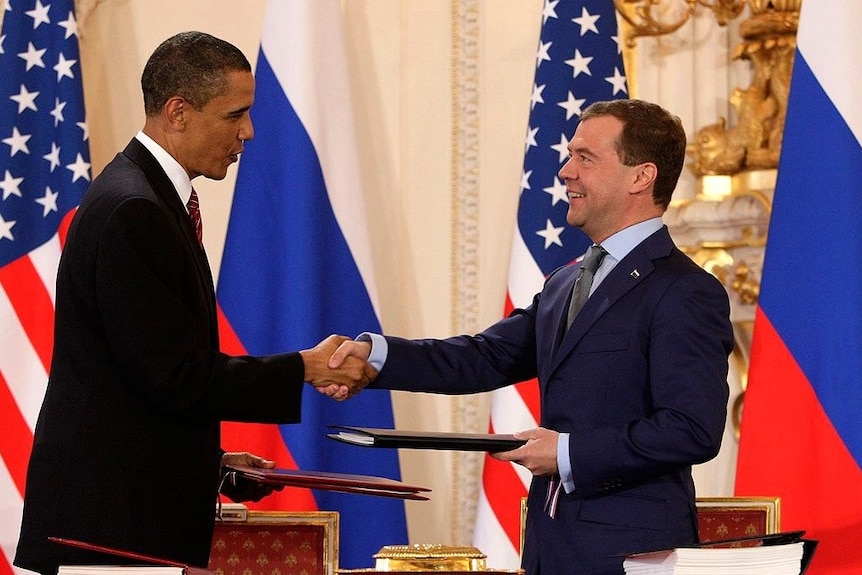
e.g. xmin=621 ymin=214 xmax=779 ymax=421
xmin=122 ymin=139 xmax=218 ymax=336
xmin=546 ymin=227 xmax=675 ymax=377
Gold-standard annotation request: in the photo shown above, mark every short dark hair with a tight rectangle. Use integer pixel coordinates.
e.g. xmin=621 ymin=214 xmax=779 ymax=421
xmin=141 ymin=31 xmax=251 ymax=116
xmin=580 ymin=99 xmax=686 ymax=210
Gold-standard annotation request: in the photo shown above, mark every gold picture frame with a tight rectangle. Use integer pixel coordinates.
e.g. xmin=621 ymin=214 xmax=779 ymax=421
xmin=211 ymin=504 xmax=339 ymax=575
xmin=695 ymin=496 xmax=780 ymax=541
xmin=519 ymin=496 xmax=780 ymax=554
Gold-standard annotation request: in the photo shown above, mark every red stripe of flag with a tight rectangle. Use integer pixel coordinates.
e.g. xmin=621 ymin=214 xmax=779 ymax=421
xmin=736 ymin=309 xmax=862 ymax=572
xmin=58 ymin=209 xmax=77 ymax=248
xmin=481 ymin=443 xmax=528 ymax=548
xmin=0 ymin=548 xmax=15 ymax=575
xmin=217 ymin=305 xmax=317 ymax=510
xmin=0 ymin=370 xmax=33 ymax=496
xmin=0 ymin=256 xmax=54 ymax=371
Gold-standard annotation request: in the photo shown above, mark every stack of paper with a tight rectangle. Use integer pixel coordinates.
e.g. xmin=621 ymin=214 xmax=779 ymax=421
xmin=624 ymin=542 xmax=806 ymax=575
xmin=51 ymin=537 xmax=212 ymax=575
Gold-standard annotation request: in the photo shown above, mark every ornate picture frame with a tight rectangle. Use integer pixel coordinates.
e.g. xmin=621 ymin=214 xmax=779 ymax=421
xmin=695 ymin=496 xmax=780 ymax=542
xmin=210 ymin=504 xmax=339 ymax=575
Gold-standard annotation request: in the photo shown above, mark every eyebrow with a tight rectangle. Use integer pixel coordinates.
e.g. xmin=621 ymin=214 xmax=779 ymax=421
xmin=225 ymin=105 xmax=252 ymax=117
xmin=569 ymin=143 xmax=596 ymax=158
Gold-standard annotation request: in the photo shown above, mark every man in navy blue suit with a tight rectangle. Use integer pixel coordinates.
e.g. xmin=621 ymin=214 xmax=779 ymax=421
xmin=330 ymin=99 xmax=734 ymax=575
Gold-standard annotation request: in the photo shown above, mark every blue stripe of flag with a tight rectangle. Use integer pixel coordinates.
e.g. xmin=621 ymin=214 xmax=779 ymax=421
xmin=758 ymin=52 xmax=862 ymax=467
xmin=217 ymin=49 xmax=406 ymax=569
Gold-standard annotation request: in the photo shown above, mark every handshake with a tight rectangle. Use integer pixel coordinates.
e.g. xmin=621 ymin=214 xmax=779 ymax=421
xmin=299 ymin=335 xmax=375 ymax=401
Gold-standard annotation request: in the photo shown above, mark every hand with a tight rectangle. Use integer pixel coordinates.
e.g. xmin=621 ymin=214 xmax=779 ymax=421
xmin=219 ymin=451 xmax=281 ymax=503
xmin=490 ymin=427 xmax=560 ymax=477
xmin=300 ymin=335 xmax=376 ymax=400
xmin=328 ymin=338 xmax=371 ymax=366
xmin=221 ymin=451 xmax=276 ymax=470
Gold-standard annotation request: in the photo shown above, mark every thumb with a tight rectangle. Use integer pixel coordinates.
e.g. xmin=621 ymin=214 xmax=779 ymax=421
xmin=245 ymin=453 xmax=276 ymax=468
xmin=328 ymin=342 xmax=349 ymax=369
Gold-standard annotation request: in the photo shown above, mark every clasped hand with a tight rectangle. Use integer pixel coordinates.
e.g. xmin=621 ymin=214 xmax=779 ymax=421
xmin=300 ymin=335 xmax=375 ymax=400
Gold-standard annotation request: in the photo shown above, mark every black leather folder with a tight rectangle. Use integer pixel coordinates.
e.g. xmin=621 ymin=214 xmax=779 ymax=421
xmin=327 ymin=425 xmax=526 ymax=453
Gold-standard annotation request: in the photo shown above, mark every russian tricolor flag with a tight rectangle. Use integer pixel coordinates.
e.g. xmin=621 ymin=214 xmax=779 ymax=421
xmin=735 ymin=1 xmax=862 ymax=573
xmin=216 ymin=1 xmax=407 ymax=568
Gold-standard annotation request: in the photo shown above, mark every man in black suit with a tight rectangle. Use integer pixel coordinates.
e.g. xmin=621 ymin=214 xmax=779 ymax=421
xmin=329 ymin=99 xmax=734 ymax=574
xmin=14 ymin=31 xmax=369 ymax=575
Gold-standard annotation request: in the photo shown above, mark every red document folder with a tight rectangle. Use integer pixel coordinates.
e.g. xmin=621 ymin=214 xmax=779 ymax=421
xmin=49 ymin=537 xmax=213 ymax=575
xmin=224 ymin=464 xmax=431 ymax=500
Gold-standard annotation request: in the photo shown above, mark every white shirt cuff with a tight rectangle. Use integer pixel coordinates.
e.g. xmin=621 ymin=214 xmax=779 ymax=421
xmin=557 ymin=432 xmax=575 ymax=493
xmin=357 ymin=332 xmax=388 ymax=372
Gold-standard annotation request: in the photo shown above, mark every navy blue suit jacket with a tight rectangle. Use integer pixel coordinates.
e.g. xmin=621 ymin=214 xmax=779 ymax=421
xmin=371 ymin=226 xmax=733 ymax=575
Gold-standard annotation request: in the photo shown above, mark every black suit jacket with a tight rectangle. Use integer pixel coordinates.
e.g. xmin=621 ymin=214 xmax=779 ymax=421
xmin=15 ymin=139 xmax=306 ymax=575
xmin=371 ymin=227 xmax=734 ymax=575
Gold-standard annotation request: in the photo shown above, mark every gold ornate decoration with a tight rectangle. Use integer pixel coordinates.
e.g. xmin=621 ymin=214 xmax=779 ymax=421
xmin=616 ymin=1 xmax=801 ymax=176
xmin=372 ymin=544 xmax=486 ymax=571
xmin=614 ymin=0 xmax=746 ymax=48
xmin=687 ymin=1 xmax=800 ymax=176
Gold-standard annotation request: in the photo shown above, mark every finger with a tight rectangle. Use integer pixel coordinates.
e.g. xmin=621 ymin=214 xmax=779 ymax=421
xmin=328 ymin=341 xmax=352 ymax=369
xmin=244 ymin=453 xmax=275 ymax=468
xmin=318 ymin=383 xmax=339 ymax=396
xmin=513 ymin=428 xmax=539 ymax=440
xmin=490 ymin=450 xmax=517 ymax=462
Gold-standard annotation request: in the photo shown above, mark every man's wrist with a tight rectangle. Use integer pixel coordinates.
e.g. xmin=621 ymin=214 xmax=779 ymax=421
xmin=357 ymin=332 xmax=387 ymax=371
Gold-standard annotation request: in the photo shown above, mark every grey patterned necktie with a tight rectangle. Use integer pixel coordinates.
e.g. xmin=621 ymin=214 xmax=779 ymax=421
xmin=566 ymin=245 xmax=607 ymax=329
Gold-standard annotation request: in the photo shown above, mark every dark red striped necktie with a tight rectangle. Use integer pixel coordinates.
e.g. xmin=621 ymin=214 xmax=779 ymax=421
xmin=187 ymin=188 xmax=202 ymax=244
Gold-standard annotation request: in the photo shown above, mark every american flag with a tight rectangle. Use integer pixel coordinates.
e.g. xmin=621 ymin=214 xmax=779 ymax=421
xmin=472 ymin=0 xmax=627 ymax=569
xmin=0 ymin=0 xmax=91 ymax=572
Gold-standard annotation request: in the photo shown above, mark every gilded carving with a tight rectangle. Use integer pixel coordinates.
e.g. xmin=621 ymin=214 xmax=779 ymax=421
xmin=687 ymin=2 xmax=799 ymax=176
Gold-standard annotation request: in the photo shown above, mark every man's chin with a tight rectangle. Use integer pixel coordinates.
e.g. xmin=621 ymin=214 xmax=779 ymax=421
xmin=204 ymin=169 xmax=229 ymax=181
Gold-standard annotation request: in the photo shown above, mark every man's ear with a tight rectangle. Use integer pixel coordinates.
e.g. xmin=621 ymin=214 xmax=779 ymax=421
xmin=164 ymin=97 xmax=186 ymax=129
xmin=631 ymin=162 xmax=657 ymax=194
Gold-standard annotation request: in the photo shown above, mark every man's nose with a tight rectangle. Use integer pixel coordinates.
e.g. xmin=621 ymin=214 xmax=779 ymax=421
xmin=558 ymin=159 xmax=574 ymax=180
xmin=240 ymin=118 xmax=254 ymax=142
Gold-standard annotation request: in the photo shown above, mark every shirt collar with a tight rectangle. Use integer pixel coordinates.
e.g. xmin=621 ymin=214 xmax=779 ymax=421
xmin=135 ymin=131 xmax=194 ymax=210
xmin=599 ymin=217 xmax=664 ymax=264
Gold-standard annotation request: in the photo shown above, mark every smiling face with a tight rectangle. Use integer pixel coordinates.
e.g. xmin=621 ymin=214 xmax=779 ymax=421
xmin=558 ymin=115 xmax=660 ymax=244
xmin=168 ymin=70 xmax=255 ymax=181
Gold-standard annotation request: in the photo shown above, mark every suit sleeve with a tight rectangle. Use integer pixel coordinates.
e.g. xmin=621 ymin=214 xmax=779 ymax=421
xmin=370 ymin=300 xmax=542 ymax=394
xmin=94 ymin=197 xmax=304 ymax=423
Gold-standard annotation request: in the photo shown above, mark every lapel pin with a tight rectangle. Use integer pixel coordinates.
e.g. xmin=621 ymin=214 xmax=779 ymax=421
xmin=631 ymin=269 xmax=640 ymax=279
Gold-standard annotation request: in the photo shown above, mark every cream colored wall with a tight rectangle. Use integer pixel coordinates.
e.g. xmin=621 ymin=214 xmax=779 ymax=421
xmin=73 ymin=0 xmax=744 ymax=554
xmin=76 ymin=0 xmax=540 ymax=549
